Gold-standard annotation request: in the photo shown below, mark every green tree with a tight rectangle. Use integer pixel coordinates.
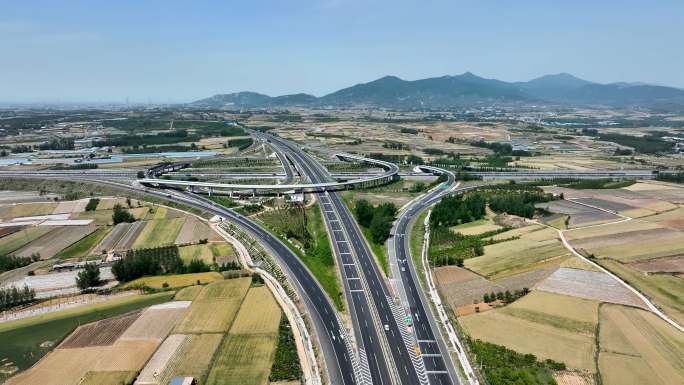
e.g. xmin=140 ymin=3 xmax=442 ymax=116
xmin=76 ymin=263 xmax=101 ymax=290
xmin=369 ymin=214 xmax=392 ymax=244
xmin=112 ymin=204 xmax=135 ymax=224
xmin=354 ymin=199 xmax=374 ymax=227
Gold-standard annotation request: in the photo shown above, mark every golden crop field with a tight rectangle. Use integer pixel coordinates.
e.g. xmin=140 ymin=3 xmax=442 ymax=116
xmin=80 ymin=371 xmax=137 ymax=385
xmin=460 ymin=291 xmax=598 ymax=372
xmin=159 ymin=333 xmax=224 ymax=385
xmin=197 ymin=277 xmax=251 ymax=301
xmin=205 ymin=334 xmax=278 ymax=385
xmin=599 ymin=304 xmax=684 ymax=385
xmin=2 ymin=202 xmax=58 ymax=219
xmin=122 ymin=272 xmax=224 ymax=289
xmin=174 ymin=278 xmax=251 ymax=334
xmin=174 ymin=285 xmax=203 ymax=301
xmin=230 ymin=286 xmax=282 ymax=335
xmin=466 ymin=226 xmax=568 ymax=279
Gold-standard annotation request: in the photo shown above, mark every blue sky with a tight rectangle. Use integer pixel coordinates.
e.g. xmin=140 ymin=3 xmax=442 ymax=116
xmin=1 ymin=0 xmax=682 ymax=103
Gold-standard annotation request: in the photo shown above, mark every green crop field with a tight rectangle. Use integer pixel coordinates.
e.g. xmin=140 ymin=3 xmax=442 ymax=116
xmin=0 ymin=292 xmax=173 ymax=381
xmin=55 ymin=226 xmax=111 ymax=259
xmin=132 ymin=218 xmax=185 ymax=248
xmin=179 ymin=244 xmax=214 ymax=264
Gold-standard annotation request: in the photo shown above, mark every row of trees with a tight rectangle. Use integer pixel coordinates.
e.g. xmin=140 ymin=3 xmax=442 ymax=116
xmin=38 ymin=137 xmax=74 ymax=151
xmin=0 ymin=254 xmax=39 ymax=274
xmin=482 ymin=288 xmax=529 ymax=304
xmin=111 ymin=245 xmax=212 ymax=283
xmin=112 ymin=246 xmax=184 ymax=282
xmin=657 ymin=172 xmax=684 ymax=184
xmin=0 ymin=285 xmax=36 ymax=311
xmin=469 ymin=339 xmax=565 ymax=385
xmin=354 ymin=200 xmax=397 ymax=244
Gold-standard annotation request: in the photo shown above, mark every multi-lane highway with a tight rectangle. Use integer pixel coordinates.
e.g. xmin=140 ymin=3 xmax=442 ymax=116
xmin=265 ymin=133 xmax=431 ymax=385
xmin=389 ymin=169 xmax=466 ymax=385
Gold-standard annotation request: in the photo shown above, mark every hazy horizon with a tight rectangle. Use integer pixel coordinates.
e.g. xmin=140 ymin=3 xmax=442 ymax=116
xmin=2 ymin=0 xmax=683 ymax=103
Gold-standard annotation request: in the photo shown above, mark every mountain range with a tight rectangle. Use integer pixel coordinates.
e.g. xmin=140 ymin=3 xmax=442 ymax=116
xmin=191 ymin=73 xmax=684 ymax=111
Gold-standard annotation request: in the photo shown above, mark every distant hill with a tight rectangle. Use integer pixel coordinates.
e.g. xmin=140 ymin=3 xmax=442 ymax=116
xmin=319 ymin=73 xmax=530 ymax=108
xmin=192 ymin=91 xmax=316 ymax=108
xmin=192 ymin=73 xmax=684 ymax=111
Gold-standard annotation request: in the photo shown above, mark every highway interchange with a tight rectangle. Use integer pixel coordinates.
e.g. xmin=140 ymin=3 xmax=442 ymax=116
xmin=0 ymin=131 xmax=660 ymax=385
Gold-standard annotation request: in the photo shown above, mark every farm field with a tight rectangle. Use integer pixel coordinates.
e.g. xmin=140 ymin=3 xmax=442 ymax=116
xmin=135 ymin=334 xmax=188 ymax=385
xmin=465 ymin=225 xmax=569 ymax=279
xmin=599 ymin=259 xmax=684 ymax=325
xmin=15 ymin=224 xmax=98 ymax=259
xmin=55 ymin=226 xmax=111 ymax=259
xmin=132 ymin=218 xmax=185 ymax=248
xmin=536 ymin=267 xmax=645 ymax=307
xmin=175 ymin=216 xmax=223 ymax=244
xmin=450 ymin=218 xmax=502 ymax=236
xmin=206 ymin=285 xmax=283 ymax=385
xmin=114 ymin=221 xmax=146 ymax=250
xmin=229 ymin=286 xmax=282 ymax=335
xmin=91 ymin=222 xmax=130 ymax=254
xmin=174 ymin=278 xmax=251 ymax=334
xmin=598 ymin=304 xmax=684 ymax=385
xmin=52 ymin=199 xmax=89 ymax=214
xmin=119 ymin=301 xmax=191 ymax=342
xmin=434 ymin=266 xmax=503 ymax=308
xmin=0 ymin=292 xmax=174 ymax=382
xmin=136 ymin=279 xmax=285 ymax=385
xmin=0 ymin=226 xmax=55 ymax=256
xmin=80 ymin=370 xmax=137 ymax=385
xmin=153 ymin=333 xmax=224 ymax=385
xmin=122 ymin=272 xmax=224 ymax=289
xmin=73 ymin=207 xmax=149 ymax=225
xmin=174 ymin=285 xmax=203 ymax=301
xmin=59 ymin=310 xmax=142 ymax=348
xmin=205 ymin=334 xmax=277 ymax=385
xmin=0 ymin=202 xmax=58 ymax=219
xmin=179 ymin=244 xmax=215 ymax=264
xmin=537 ymin=200 xmax=619 ymax=227
xmin=460 ymin=297 xmax=597 ymax=372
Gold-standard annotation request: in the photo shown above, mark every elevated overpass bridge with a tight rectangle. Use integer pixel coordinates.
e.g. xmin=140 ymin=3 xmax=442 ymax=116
xmin=137 ymin=153 xmax=400 ymax=196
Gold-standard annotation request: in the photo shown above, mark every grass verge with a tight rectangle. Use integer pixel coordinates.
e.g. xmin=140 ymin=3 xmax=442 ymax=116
xmin=306 ymin=204 xmax=344 ymax=310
